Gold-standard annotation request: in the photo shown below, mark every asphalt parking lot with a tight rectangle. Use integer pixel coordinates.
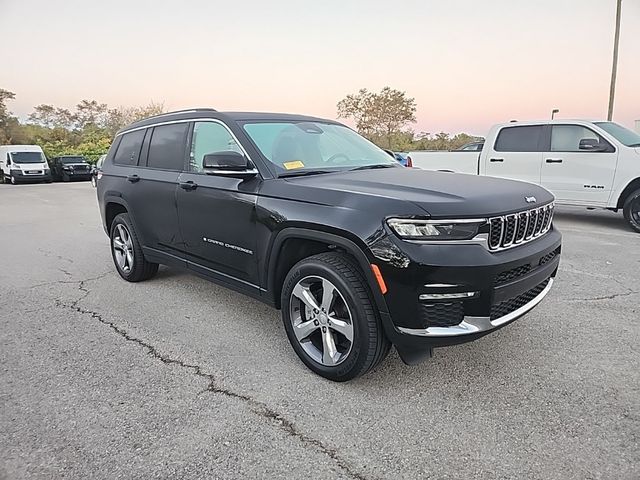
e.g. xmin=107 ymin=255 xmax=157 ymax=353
xmin=1 ymin=182 xmax=638 ymax=479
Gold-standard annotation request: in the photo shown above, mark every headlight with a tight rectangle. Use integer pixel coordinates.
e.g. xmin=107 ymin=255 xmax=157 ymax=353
xmin=387 ymin=219 xmax=485 ymax=240
xmin=10 ymin=165 xmax=21 ymax=171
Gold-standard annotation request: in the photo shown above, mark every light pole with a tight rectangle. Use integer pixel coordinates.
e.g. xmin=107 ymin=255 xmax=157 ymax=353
xmin=551 ymin=109 xmax=559 ymax=120
xmin=608 ymin=0 xmax=622 ymax=121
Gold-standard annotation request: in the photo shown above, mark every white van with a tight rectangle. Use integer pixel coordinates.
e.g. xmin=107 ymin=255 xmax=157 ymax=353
xmin=0 ymin=145 xmax=52 ymax=184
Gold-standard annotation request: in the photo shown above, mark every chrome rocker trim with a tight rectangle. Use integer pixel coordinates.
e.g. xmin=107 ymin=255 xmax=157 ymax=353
xmin=398 ymin=278 xmax=554 ymax=337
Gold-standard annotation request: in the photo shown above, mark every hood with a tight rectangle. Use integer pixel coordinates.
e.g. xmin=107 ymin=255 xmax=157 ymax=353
xmin=281 ymin=168 xmax=554 ymax=218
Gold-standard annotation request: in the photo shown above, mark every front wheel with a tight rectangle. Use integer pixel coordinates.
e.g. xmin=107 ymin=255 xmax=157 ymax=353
xmin=623 ymin=189 xmax=640 ymax=233
xmin=281 ymin=252 xmax=390 ymax=381
xmin=110 ymin=213 xmax=159 ymax=282
xmin=62 ymin=173 xmax=70 ymax=182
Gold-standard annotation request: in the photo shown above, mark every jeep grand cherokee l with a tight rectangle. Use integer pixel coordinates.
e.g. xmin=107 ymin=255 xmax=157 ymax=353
xmin=97 ymin=108 xmax=561 ymax=381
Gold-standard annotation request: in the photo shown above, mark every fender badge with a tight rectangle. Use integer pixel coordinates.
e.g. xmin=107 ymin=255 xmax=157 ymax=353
xmin=525 ymin=196 xmax=537 ymax=204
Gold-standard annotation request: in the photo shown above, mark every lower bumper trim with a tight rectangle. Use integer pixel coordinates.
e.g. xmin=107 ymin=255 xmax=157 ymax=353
xmin=398 ymin=278 xmax=554 ymax=337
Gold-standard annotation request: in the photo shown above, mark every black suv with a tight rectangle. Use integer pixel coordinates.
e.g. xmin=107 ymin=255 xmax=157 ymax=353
xmin=97 ymin=109 xmax=561 ymax=381
xmin=50 ymin=155 xmax=92 ymax=181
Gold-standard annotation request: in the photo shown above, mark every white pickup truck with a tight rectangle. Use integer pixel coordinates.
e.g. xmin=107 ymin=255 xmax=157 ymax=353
xmin=409 ymin=120 xmax=640 ymax=232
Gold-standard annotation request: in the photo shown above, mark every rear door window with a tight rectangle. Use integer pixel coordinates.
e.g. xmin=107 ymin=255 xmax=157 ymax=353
xmin=146 ymin=123 xmax=189 ymax=171
xmin=113 ymin=130 xmax=145 ymax=166
xmin=494 ymin=126 xmax=544 ymax=152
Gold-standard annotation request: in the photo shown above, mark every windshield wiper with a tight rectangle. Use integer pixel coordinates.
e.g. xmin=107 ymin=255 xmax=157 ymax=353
xmin=628 ymin=143 xmax=640 ymax=147
xmin=350 ymin=164 xmax=398 ymax=171
xmin=279 ymin=169 xmax=334 ymax=178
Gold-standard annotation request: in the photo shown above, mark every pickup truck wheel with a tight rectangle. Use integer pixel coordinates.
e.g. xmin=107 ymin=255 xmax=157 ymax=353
xmin=62 ymin=172 xmax=70 ymax=182
xmin=110 ymin=213 xmax=159 ymax=282
xmin=281 ymin=252 xmax=391 ymax=381
xmin=623 ymin=189 xmax=640 ymax=233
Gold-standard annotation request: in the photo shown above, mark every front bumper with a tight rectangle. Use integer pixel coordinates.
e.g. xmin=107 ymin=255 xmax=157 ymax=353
xmin=372 ymin=227 xmax=562 ymax=364
xmin=10 ymin=171 xmax=52 ymax=183
xmin=63 ymin=170 xmax=92 ymax=180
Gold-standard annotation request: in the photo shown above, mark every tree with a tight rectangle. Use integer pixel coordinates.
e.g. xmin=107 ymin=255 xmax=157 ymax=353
xmin=28 ymin=104 xmax=77 ymax=130
xmin=0 ymin=88 xmax=17 ymax=143
xmin=75 ymin=99 xmax=108 ymax=130
xmin=337 ymin=87 xmax=416 ymax=148
xmin=104 ymin=101 xmax=165 ymax=136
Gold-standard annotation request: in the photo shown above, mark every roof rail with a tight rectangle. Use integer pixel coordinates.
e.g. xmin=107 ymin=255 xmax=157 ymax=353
xmin=142 ymin=108 xmax=218 ymax=121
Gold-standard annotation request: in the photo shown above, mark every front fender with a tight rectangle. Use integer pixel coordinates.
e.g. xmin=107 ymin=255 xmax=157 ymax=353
xmin=265 ymin=227 xmax=390 ymax=315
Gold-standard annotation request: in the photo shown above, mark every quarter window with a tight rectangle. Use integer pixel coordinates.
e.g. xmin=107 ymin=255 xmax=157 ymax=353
xmin=550 ymin=125 xmax=611 ymax=152
xmin=113 ymin=130 xmax=145 ymax=166
xmin=189 ymin=122 xmax=242 ymax=173
xmin=494 ymin=126 xmax=543 ymax=152
xmin=147 ymin=123 xmax=189 ymax=170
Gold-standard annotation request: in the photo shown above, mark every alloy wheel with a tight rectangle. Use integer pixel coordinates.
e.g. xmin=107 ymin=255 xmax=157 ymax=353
xmin=289 ymin=275 xmax=354 ymax=366
xmin=112 ymin=224 xmax=134 ymax=273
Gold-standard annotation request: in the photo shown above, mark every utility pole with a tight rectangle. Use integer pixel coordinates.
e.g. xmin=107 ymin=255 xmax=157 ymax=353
xmin=607 ymin=0 xmax=622 ymax=121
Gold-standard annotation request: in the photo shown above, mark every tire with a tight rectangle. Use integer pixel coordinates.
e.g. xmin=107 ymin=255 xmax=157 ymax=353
xmin=10 ymin=175 xmax=16 ymax=185
xmin=109 ymin=213 xmax=159 ymax=282
xmin=62 ymin=173 xmax=70 ymax=182
xmin=623 ymin=188 xmax=640 ymax=233
xmin=281 ymin=252 xmax=391 ymax=381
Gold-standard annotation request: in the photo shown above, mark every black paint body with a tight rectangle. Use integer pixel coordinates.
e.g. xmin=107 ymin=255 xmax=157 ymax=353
xmin=97 ymin=110 xmax=561 ymax=364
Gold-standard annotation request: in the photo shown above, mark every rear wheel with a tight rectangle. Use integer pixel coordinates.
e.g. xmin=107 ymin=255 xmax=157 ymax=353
xmin=623 ymin=189 xmax=640 ymax=233
xmin=110 ymin=213 xmax=159 ymax=282
xmin=281 ymin=252 xmax=390 ymax=381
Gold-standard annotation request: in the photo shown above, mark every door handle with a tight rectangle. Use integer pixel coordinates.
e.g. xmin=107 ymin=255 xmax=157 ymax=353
xmin=545 ymin=158 xmax=563 ymax=163
xmin=179 ymin=181 xmax=198 ymax=191
xmin=489 ymin=158 xmax=504 ymax=163
xmin=127 ymin=175 xmax=140 ymax=183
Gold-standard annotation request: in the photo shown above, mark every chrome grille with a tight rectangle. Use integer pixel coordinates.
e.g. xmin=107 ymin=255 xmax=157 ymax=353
xmin=488 ymin=204 xmax=554 ymax=251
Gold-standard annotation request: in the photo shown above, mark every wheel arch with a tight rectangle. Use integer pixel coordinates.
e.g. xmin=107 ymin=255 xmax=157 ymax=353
xmin=103 ymin=196 xmax=131 ymax=234
xmin=616 ymin=177 xmax=640 ymax=209
xmin=266 ymin=227 xmax=389 ymax=314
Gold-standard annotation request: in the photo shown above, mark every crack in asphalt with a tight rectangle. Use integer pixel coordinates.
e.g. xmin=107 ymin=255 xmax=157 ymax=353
xmin=568 ymin=290 xmax=639 ymax=302
xmin=53 ymin=276 xmax=371 ymax=480
xmin=29 ymin=271 xmax=112 ymax=290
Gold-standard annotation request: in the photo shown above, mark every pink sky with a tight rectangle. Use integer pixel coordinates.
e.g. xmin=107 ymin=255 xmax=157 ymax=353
xmin=1 ymin=0 xmax=638 ymax=136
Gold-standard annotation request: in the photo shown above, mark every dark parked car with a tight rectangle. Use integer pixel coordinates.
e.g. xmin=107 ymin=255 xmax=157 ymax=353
xmin=91 ymin=154 xmax=106 ymax=187
xmin=50 ymin=155 xmax=92 ymax=182
xmin=97 ymin=108 xmax=561 ymax=381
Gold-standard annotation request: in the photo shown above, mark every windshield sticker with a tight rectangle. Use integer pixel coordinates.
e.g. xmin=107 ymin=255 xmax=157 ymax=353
xmin=283 ymin=160 xmax=305 ymax=170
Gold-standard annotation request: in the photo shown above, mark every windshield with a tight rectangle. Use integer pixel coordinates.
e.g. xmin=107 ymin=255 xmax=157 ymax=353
xmin=10 ymin=151 xmax=46 ymax=164
xmin=242 ymin=122 xmax=397 ymax=175
xmin=594 ymin=122 xmax=640 ymax=147
xmin=61 ymin=157 xmax=86 ymax=164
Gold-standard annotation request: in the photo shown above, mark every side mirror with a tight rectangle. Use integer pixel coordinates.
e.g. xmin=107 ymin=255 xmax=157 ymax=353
xmin=202 ymin=151 xmax=256 ymax=179
xmin=579 ymin=138 xmax=607 ymax=152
